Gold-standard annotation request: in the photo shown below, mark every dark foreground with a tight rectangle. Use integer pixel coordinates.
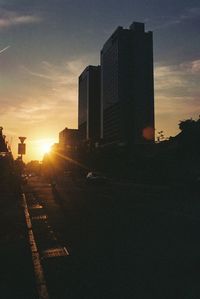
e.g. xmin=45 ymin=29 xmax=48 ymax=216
xmin=0 ymin=179 xmax=37 ymax=298
xmin=1 ymin=175 xmax=200 ymax=298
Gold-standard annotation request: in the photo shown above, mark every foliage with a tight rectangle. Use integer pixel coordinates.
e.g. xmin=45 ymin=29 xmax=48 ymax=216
xmin=156 ymin=130 xmax=165 ymax=143
xmin=179 ymin=117 xmax=200 ymax=132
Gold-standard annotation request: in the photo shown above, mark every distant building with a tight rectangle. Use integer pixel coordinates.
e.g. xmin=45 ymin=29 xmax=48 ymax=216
xmin=101 ymin=22 xmax=154 ymax=146
xmin=51 ymin=143 xmax=59 ymax=152
xmin=59 ymin=128 xmax=80 ymax=151
xmin=78 ymin=65 xmax=101 ymax=142
xmin=0 ymin=127 xmax=8 ymax=155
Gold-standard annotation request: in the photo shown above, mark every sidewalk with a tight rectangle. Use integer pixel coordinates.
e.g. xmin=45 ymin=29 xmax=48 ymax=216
xmin=0 ymin=177 xmax=37 ymax=299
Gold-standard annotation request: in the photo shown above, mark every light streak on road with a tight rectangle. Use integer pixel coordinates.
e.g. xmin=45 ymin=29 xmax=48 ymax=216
xmin=53 ymin=150 xmax=89 ymax=170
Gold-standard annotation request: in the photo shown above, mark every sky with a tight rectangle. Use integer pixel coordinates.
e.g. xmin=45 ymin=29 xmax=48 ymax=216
xmin=0 ymin=0 xmax=200 ymax=161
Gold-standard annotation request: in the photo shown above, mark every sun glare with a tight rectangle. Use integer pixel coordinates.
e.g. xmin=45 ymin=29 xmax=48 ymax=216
xmin=39 ymin=141 xmax=53 ymax=156
xmin=38 ymin=140 xmax=53 ymax=155
xmin=28 ymin=138 xmax=56 ymax=161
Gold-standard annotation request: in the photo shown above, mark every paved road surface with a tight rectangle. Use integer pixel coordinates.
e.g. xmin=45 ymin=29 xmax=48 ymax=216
xmin=24 ymin=175 xmax=200 ymax=299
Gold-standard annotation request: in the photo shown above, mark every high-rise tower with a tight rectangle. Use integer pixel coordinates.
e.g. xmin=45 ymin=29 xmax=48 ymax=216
xmin=78 ymin=65 xmax=101 ymax=142
xmin=101 ymin=22 xmax=154 ymax=146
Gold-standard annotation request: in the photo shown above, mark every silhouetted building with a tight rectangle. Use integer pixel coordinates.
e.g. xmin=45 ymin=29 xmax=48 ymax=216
xmin=78 ymin=65 xmax=101 ymax=142
xmin=59 ymin=128 xmax=80 ymax=151
xmin=101 ymin=22 xmax=154 ymax=146
xmin=0 ymin=127 xmax=8 ymax=154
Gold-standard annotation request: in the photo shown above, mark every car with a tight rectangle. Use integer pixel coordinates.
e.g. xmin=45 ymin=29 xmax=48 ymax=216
xmin=21 ymin=174 xmax=28 ymax=185
xmin=86 ymin=171 xmax=108 ymax=184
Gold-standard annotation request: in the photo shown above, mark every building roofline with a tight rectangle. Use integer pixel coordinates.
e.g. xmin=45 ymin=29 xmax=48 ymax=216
xmin=79 ymin=65 xmax=101 ymax=80
xmin=101 ymin=22 xmax=151 ymax=53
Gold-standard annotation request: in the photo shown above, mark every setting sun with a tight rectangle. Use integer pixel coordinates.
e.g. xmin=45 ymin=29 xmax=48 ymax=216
xmin=41 ymin=142 xmax=52 ymax=154
xmin=27 ymin=138 xmax=57 ymax=161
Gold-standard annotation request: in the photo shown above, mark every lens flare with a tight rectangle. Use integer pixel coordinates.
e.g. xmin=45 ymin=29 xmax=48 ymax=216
xmin=40 ymin=142 xmax=52 ymax=154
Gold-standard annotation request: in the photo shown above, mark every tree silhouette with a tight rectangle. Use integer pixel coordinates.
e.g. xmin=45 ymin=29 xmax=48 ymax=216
xmin=179 ymin=118 xmax=196 ymax=132
xmin=156 ymin=130 xmax=165 ymax=143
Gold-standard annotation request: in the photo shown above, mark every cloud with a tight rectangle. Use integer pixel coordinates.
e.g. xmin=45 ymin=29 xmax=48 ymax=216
xmin=0 ymin=45 xmax=10 ymax=54
xmin=19 ymin=57 xmax=90 ymax=105
xmin=155 ymin=59 xmax=200 ymax=95
xmin=155 ymin=59 xmax=200 ymax=135
xmin=178 ymin=6 xmax=200 ymax=22
xmin=151 ymin=6 xmax=200 ymax=30
xmin=180 ymin=59 xmax=200 ymax=74
xmin=2 ymin=56 xmax=91 ymax=133
xmin=21 ymin=58 xmax=87 ymax=85
xmin=155 ymin=95 xmax=200 ymax=115
xmin=155 ymin=65 xmax=186 ymax=92
xmin=0 ymin=8 xmax=42 ymax=29
xmin=2 ymin=56 xmax=199 ymax=140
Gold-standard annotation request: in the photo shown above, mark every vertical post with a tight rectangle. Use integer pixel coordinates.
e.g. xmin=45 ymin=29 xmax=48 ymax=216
xmin=18 ymin=137 xmax=26 ymax=161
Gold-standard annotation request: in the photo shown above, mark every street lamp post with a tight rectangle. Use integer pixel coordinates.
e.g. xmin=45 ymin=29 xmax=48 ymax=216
xmin=18 ymin=136 xmax=26 ymax=161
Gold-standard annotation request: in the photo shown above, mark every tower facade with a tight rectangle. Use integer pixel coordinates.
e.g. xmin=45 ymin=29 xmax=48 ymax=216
xmin=101 ymin=22 xmax=154 ymax=145
xmin=78 ymin=65 xmax=101 ymax=142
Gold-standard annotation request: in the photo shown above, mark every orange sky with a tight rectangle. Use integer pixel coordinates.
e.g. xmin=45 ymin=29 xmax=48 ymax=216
xmin=1 ymin=2 xmax=200 ymax=162
xmin=2 ymin=57 xmax=200 ymax=162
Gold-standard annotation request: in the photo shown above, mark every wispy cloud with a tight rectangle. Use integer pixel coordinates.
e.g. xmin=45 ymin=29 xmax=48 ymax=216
xmin=6 ymin=57 xmax=91 ymax=130
xmin=0 ymin=45 xmax=10 ymax=54
xmin=178 ymin=6 xmax=200 ymax=22
xmin=151 ymin=6 xmax=200 ymax=30
xmin=180 ymin=59 xmax=200 ymax=74
xmin=155 ymin=59 xmax=200 ymax=95
xmin=0 ymin=8 xmax=42 ymax=29
xmin=155 ymin=59 xmax=200 ymax=135
xmin=20 ymin=57 xmax=90 ymax=101
xmin=3 ymin=56 xmax=200 ymax=137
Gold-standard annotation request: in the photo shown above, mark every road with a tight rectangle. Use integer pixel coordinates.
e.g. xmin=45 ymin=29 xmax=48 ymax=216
xmin=23 ymin=175 xmax=200 ymax=299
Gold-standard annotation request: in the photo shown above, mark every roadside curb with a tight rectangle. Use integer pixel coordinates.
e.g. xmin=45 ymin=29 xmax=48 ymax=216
xmin=22 ymin=192 xmax=49 ymax=299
